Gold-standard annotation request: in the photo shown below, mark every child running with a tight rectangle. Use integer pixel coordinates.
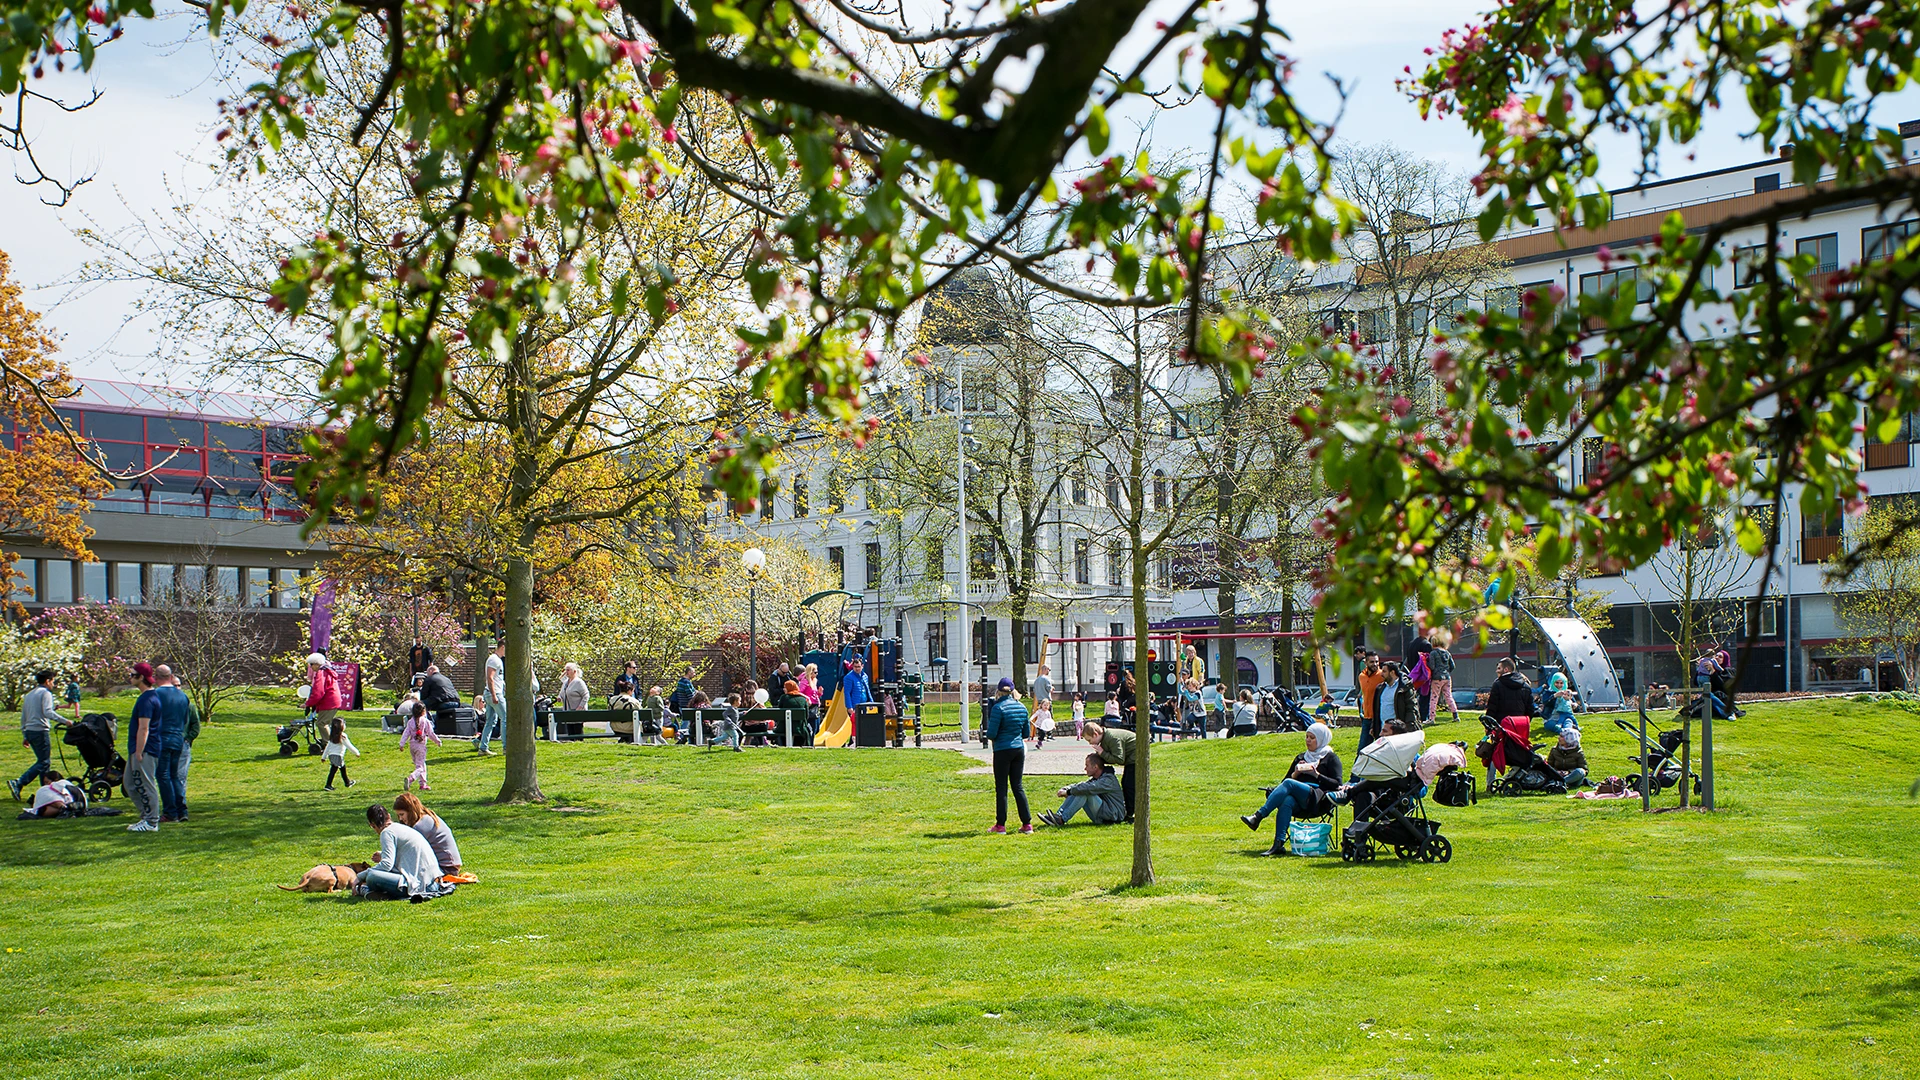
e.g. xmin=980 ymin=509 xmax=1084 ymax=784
xmin=322 ymin=716 xmax=360 ymax=790
xmin=400 ymin=701 xmax=442 ymax=792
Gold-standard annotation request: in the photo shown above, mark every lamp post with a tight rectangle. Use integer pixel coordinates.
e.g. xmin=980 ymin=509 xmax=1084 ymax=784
xmin=956 ymin=365 xmax=972 ymax=743
xmin=742 ymin=547 xmax=767 ymax=685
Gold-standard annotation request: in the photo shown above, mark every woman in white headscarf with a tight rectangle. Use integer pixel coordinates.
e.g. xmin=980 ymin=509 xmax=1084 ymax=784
xmin=1238 ymin=722 xmax=1343 ymax=857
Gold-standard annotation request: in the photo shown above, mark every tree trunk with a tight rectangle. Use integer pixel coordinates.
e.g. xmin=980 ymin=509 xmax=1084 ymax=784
xmin=1278 ymin=588 xmax=1296 ymax=689
xmin=496 ymin=553 xmax=544 ymax=802
xmin=1129 ymin=545 xmax=1154 ymax=887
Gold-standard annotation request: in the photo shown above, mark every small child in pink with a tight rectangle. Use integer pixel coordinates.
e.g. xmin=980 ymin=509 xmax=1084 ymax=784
xmin=400 ymin=702 xmax=442 ymax=792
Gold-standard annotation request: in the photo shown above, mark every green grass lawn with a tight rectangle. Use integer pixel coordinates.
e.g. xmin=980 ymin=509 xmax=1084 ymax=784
xmin=2 ymin=696 xmax=1916 ymax=1078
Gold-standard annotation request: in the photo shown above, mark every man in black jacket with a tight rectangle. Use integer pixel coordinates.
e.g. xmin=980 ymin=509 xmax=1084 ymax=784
xmin=1485 ymin=657 xmax=1534 ymax=721
xmin=419 ymin=665 xmax=460 ymax=712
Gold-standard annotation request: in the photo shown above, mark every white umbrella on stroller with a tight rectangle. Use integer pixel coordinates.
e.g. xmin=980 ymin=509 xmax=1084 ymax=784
xmin=1353 ymin=731 xmax=1426 ymax=781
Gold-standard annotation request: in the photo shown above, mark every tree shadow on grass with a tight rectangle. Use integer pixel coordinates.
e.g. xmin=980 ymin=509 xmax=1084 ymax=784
xmin=922 ymin=830 xmax=982 ymax=839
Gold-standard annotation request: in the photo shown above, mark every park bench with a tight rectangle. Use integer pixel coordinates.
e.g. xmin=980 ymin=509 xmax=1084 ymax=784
xmin=737 ymin=707 xmax=811 ymax=747
xmin=544 ymin=708 xmax=653 ymax=742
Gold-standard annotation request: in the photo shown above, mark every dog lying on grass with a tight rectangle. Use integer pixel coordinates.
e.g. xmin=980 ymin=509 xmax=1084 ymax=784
xmin=277 ymin=863 xmax=369 ymax=893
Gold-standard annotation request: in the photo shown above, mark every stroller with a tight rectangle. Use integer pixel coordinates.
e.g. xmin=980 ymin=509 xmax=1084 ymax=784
xmin=277 ymin=710 xmax=325 ymax=757
xmin=1260 ymin=688 xmax=1312 ymax=733
xmin=1340 ymin=731 xmax=1454 ymax=863
xmin=1612 ymin=716 xmax=1699 ymax=796
xmin=1479 ymin=715 xmax=1567 ymax=796
xmin=59 ymin=713 xmax=123 ymax=803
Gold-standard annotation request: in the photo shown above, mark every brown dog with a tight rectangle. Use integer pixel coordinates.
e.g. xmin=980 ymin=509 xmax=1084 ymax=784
xmin=277 ymin=862 xmax=369 ymax=893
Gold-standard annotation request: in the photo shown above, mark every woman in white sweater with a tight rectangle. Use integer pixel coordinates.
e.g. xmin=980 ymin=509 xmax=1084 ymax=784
xmin=359 ymin=804 xmax=445 ymax=900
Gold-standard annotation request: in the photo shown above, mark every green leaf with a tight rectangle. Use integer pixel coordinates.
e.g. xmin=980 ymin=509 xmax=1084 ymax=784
xmin=1086 ymin=105 xmax=1110 ymax=156
xmin=655 ymin=84 xmax=682 ymax=128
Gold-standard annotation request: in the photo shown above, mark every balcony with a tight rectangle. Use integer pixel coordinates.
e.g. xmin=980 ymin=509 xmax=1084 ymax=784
xmin=1801 ymin=535 xmax=1843 ymax=563
xmin=1864 ymin=440 xmax=1911 ymax=471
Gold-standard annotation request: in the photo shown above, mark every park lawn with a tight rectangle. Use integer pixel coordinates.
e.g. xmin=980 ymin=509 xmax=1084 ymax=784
xmin=1 ymin=696 xmax=1916 ymax=1079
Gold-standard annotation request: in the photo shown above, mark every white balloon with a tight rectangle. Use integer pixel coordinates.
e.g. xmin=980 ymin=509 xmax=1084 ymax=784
xmin=296 ymin=684 xmax=311 ymax=703
xmin=753 ymin=688 xmax=771 ymax=706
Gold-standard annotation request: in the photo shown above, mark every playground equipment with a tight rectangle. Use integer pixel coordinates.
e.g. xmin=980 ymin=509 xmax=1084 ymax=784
xmin=1508 ymin=598 xmax=1625 ymax=711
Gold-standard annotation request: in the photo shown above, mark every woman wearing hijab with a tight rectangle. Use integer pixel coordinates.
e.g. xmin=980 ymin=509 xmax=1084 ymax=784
xmin=1238 ymin=723 xmax=1343 ymax=857
xmin=1543 ymin=670 xmax=1579 ymax=735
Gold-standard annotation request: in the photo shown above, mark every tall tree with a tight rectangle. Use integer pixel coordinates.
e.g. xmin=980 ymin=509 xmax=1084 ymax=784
xmin=0 ymin=247 xmax=108 ymax=609
xmin=1828 ymin=496 xmax=1920 ymax=691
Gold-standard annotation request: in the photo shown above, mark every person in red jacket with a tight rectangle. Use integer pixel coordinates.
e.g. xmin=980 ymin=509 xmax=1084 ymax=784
xmin=306 ymin=653 xmax=344 ymax=731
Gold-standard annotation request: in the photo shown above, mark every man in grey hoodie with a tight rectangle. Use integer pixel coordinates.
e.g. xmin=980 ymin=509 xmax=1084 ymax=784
xmin=1037 ymin=753 xmax=1127 ymax=826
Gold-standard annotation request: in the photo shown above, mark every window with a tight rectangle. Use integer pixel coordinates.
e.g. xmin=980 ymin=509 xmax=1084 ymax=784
xmin=927 ymin=621 xmax=948 ymax=663
xmin=969 ymin=534 xmax=996 ymax=580
xmin=759 ymin=483 xmax=775 ymax=521
xmin=216 ymin=566 xmax=242 ymax=604
xmin=864 ymin=542 xmax=882 ymax=588
xmin=1579 ymin=266 xmax=1651 ymax=303
xmin=1732 ymin=245 xmax=1770 ymax=288
xmin=961 ymin=371 xmax=999 ymax=413
xmin=1153 ymin=471 xmax=1169 ymax=511
xmin=1022 ymin=621 xmax=1041 ymax=665
xmin=825 ymin=470 xmax=846 ymax=514
xmin=973 ymin=619 xmax=1000 ymax=665
xmin=1741 ymin=505 xmax=1780 ymax=546
xmin=1747 ymin=599 xmax=1780 ymax=638
xmin=828 ymin=546 xmax=845 ymax=589
xmin=1154 ymin=553 xmax=1171 ymax=588
xmin=114 ymin=563 xmax=142 ymax=605
xmin=1074 ymin=539 xmax=1091 ymax=585
xmin=10 ymin=559 xmax=36 ymax=603
xmin=924 ymin=537 xmax=945 ymax=581
xmin=177 ymin=565 xmax=206 ymax=596
xmin=42 ymin=561 xmax=73 ymax=604
xmin=1580 ymin=437 xmax=1609 ymax=485
xmin=1357 ymin=308 xmax=1389 ymax=345
xmin=1109 ymin=621 xmax=1129 ymax=664
xmin=1436 ymin=296 xmax=1473 ymax=335
xmin=1679 ymin=523 xmax=1721 ymax=551
xmin=1104 ymin=465 xmax=1121 ymax=509
xmin=1071 ymin=467 xmax=1088 ymax=506
xmin=1109 ymin=366 xmax=1136 ymax=400
xmin=1401 ymin=302 xmax=1430 ymax=341
xmin=1802 ymin=506 xmax=1844 ymax=563
xmin=1864 ymin=220 xmax=1920 ymax=263
xmin=149 ymin=564 xmax=175 ymax=601
xmin=1753 ymin=173 xmax=1780 ymax=193
xmin=790 ymin=476 xmax=809 ymax=518
xmin=1796 ymin=234 xmax=1839 ymax=275
xmin=1864 ymin=412 xmax=1919 ymax=470
xmin=79 ymin=561 xmax=106 ymax=602
xmin=248 ymin=567 xmax=273 ymax=607
xmin=275 ymin=567 xmax=301 ymax=609
xmin=1106 ymin=540 xmax=1126 ymax=587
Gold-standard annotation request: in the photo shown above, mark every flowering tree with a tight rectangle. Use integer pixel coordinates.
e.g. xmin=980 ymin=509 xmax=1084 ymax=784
xmin=0 ymin=622 xmax=82 ymax=711
xmin=27 ymin=601 xmax=149 ymax=692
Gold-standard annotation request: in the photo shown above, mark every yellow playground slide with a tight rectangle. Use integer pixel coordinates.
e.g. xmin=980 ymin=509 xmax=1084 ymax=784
xmin=814 ymin=688 xmax=852 ymax=747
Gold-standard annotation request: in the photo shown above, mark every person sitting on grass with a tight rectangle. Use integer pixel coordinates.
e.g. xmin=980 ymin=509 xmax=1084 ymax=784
xmin=1037 ymin=753 xmax=1126 ymax=827
xmin=392 ymin=791 xmax=462 ymax=876
xmin=27 ymin=770 xmax=79 ymax=817
xmin=1547 ymin=727 xmax=1589 ymax=788
xmin=1238 ymin=722 xmax=1342 ymax=857
xmin=358 ymin=804 xmax=445 ymax=902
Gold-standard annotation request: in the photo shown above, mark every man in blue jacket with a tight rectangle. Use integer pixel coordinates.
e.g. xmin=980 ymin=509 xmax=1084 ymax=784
xmin=983 ymin=677 xmax=1032 ymax=834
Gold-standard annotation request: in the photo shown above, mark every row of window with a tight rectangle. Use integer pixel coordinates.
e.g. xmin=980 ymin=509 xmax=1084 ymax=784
xmin=10 ymin=559 xmax=305 ymax=608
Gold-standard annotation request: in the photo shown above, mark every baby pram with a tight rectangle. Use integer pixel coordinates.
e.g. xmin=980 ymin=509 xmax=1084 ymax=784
xmin=1612 ymin=716 xmax=1698 ymax=796
xmin=277 ymin=710 xmax=325 ymax=757
xmin=59 ymin=713 xmax=123 ymax=803
xmin=1340 ymin=731 xmax=1453 ymax=863
xmin=1479 ymin=715 xmax=1566 ymax=796
xmin=1261 ymin=689 xmax=1311 ymax=733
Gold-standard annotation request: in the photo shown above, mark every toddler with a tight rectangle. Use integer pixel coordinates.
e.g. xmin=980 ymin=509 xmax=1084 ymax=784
xmin=322 ymin=716 xmax=360 ymax=790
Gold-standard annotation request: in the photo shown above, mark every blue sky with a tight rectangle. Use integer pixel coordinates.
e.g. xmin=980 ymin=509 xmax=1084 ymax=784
xmin=2 ymin=2 xmax=1915 ymax=383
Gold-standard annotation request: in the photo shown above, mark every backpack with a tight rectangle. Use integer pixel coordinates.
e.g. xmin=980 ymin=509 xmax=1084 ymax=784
xmin=1433 ymin=771 xmax=1477 ymax=807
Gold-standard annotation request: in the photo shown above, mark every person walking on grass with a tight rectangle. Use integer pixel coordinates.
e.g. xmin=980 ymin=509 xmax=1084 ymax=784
xmin=983 ymin=678 xmax=1033 ymax=834
xmin=401 ymin=702 xmax=442 ymax=791
xmin=306 ymin=651 xmax=344 ymax=732
xmin=1426 ymin=635 xmax=1459 ymax=723
xmin=476 ymin=640 xmax=507 ymax=755
xmin=322 ymin=716 xmax=360 ymax=790
xmin=10 ymin=669 xmax=59 ymax=802
xmin=174 ymin=676 xmax=200 ymax=820
xmin=150 ymin=666 xmax=193 ymax=825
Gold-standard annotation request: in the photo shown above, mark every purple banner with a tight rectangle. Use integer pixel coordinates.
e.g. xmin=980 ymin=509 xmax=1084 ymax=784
xmin=310 ymin=578 xmax=334 ymax=653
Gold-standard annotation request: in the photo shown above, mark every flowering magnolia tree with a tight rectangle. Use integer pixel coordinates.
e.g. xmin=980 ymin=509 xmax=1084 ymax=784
xmin=0 ymin=622 xmax=83 ymax=711
xmin=27 ymin=601 xmax=149 ymax=692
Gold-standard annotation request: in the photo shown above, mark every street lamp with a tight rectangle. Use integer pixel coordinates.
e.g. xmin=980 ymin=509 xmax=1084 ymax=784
xmin=742 ymin=547 xmax=767 ymax=684
xmin=956 ymin=368 xmax=973 ymax=742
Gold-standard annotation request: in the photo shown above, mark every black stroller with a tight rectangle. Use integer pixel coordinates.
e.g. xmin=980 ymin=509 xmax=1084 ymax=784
xmin=1340 ymin=732 xmax=1454 ymax=864
xmin=1479 ymin=715 xmax=1567 ymax=796
xmin=1261 ymin=689 xmax=1312 ymax=733
xmin=59 ymin=713 xmax=123 ymax=803
xmin=277 ymin=710 xmax=325 ymax=757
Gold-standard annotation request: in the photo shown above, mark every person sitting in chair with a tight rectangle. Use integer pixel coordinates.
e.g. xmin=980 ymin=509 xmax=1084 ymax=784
xmin=1238 ymin=723 xmax=1342 ymax=857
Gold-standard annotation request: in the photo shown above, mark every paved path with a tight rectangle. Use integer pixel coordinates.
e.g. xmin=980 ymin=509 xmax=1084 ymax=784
xmin=953 ymin=732 xmax=1228 ymax=774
